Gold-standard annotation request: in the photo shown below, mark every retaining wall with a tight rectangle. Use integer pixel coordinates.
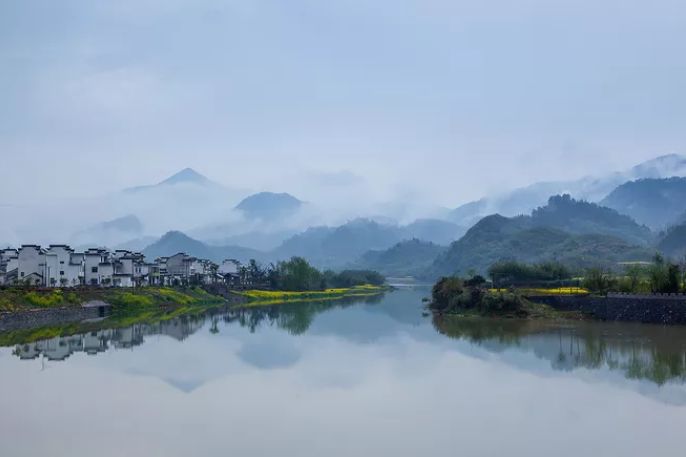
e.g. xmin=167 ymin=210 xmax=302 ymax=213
xmin=531 ymin=294 xmax=686 ymax=325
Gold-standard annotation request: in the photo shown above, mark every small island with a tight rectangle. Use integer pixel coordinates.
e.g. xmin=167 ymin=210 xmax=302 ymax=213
xmin=429 ymin=256 xmax=686 ymax=325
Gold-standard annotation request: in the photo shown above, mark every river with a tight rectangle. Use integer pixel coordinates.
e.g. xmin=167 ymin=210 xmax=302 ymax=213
xmin=1 ymin=288 xmax=685 ymax=456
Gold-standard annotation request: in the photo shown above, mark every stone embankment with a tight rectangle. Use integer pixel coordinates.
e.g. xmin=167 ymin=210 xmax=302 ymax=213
xmin=531 ymin=293 xmax=686 ymax=325
xmin=0 ymin=302 xmax=111 ymax=332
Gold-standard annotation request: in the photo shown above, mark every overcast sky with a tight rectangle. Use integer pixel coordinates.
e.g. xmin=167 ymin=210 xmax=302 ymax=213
xmin=1 ymin=0 xmax=685 ymax=206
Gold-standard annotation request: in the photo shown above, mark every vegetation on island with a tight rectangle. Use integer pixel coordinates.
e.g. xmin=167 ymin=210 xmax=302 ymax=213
xmin=429 ymin=253 xmax=686 ymax=320
xmin=429 ymin=275 xmax=564 ymax=318
xmin=581 ymin=254 xmax=686 ymax=294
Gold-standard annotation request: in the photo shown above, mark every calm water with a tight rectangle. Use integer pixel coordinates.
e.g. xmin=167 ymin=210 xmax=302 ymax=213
xmin=2 ymin=289 xmax=686 ymax=456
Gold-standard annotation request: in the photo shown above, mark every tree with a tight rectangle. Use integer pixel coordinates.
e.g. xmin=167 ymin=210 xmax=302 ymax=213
xmin=583 ymin=268 xmax=614 ymax=294
xmin=431 ymin=276 xmax=464 ymax=311
xmin=623 ymin=264 xmax=644 ymax=293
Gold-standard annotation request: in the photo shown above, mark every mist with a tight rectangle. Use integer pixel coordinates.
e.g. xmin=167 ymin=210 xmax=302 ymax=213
xmin=1 ymin=0 xmax=685 ymax=245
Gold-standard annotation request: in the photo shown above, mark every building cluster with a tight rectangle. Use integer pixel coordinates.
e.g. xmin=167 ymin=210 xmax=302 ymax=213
xmin=0 ymin=244 xmax=242 ymax=288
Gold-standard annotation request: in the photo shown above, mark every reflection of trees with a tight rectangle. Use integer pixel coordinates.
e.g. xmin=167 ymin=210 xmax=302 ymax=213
xmin=232 ymin=294 xmax=385 ymax=335
xmin=9 ymin=293 xmax=387 ymax=361
xmin=433 ymin=314 xmax=686 ymax=386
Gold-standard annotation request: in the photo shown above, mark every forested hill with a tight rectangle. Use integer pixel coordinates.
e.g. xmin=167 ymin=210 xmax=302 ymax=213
xmin=427 ymin=196 xmax=655 ymax=278
xmin=601 ymin=177 xmax=686 ymax=230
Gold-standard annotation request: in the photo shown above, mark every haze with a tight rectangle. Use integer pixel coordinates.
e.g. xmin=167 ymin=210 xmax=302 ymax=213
xmin=1 ymin=0 xmax=685 ymax=243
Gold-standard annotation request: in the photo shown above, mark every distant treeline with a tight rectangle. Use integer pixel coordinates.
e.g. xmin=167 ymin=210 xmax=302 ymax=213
xmin=440 ymin=254 xmax=686 ymax=295
xmin=240 ymin=257 xmax=385 ymax=292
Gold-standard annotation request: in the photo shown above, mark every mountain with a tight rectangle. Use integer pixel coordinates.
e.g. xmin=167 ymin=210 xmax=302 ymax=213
xmin=449 ymin=154 xmax=686 ymax=227
xmin=106 ymin=168 xmax=243 ymax=236
xmin=142 ymin=231 xmax=264 ymax=263
xmin=657 ymin=224 xmax=686 ymax=259
xmin=235 ymin=192 xmax=303 ymax=220
xmin=273 ymin=218 xmax=464 ymax=268
xmin=600 ymin=177 xmax=686 ymax=230
xmin=99 ymin=214 xmax=144 ymax=233
xmin=429 ymin=196 xmax=656 ymax=277
xmin=353 ymin=239 xmax=447 ymax=277
xmin=71 ymin=214 xmax=144 ymax=247
xmin=401 ymin=219 xmax=465 ymax=245
xmin=203 ymin=230 xmax=298 ymax=251
xmin=274 ymin=219 xmax=398 ymax=267
xmin=124 ymin=168 xmax=216 ymax=193
xmin=429 ymin=214 xmax=654 ymax=278
xmin=531 ymin=194 xmax=652 ymax=245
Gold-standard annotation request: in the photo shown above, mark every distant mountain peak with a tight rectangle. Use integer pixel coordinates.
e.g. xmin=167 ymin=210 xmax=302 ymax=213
xmin=123 ymin=168 xmax=215 ymax=193
xmin=235 ymin=192 xmax=303 ymax=219
xmin=159 ymin=168 xmax=211 ymax=186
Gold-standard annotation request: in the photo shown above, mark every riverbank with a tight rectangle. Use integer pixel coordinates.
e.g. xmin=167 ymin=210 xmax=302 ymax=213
xmin=232 ymin=285 xmax=388 ymax=307
xmin=0 ymin=286 xmax=228 ymax=312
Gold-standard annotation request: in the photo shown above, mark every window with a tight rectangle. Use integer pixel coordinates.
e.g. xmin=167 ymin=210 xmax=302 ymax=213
xmin=20 ymin=272 xmax=24 ymax=277
xmin=91 ymin=267 xmax=98 ymax=273
xmin=60 ymin=271 xmax=64 ymax=276
xmin=60 ymin=261 xmax=64 ymax=264
xmin=90 ymin=279 xmax=98 ymax=285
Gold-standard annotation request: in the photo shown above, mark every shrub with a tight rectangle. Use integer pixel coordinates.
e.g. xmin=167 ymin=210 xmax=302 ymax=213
xmin=25 ymin=290 xmax=64 ymax=307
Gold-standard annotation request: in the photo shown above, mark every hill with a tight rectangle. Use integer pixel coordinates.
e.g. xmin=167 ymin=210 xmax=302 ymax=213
xmin=353 ymin=239 xmax=447 ymax=277
xmin=429 ymin=215 xmax=654 ymax=278
xmin=531 ymin=194 xmax=652 ymax=245
xmin=657 ymin=223 xmax=686 ymax=259
xmin=449 ymin=154 xmax=686 ymax=227
xmin=235 ymin=192 xmax=303 ymax=220
xmin=401 ymin=219 xmax=465 ymax=245
xmin=429 ymin=195 xmax=656 ymax=278
xmin=273 ymin=218 xmax=464 ymax=268
xmin=71 ymin=214 xmax=145 ymax=247
xmin=124 ymin=168 xmax=216 ymax=193
xmin=142 ymin=231 xmax=264 ymax=263
xmin=600 ymin=177 xmax=686 ymax=230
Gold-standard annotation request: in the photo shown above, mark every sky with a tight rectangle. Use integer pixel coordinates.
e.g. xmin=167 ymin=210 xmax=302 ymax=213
xmin=1 ymin=0 xmax=685 ymax=207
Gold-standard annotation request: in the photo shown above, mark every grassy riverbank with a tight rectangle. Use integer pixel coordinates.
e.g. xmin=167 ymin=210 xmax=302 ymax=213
xmin=0 ymin=286 xmax=225 ymax=312
xmin=233 ymin=284 xmax=387 ymax=307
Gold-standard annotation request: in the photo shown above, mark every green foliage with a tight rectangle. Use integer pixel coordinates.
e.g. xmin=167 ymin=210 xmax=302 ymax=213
xmin=112 ymin=293 xmax=154 ymax=307
xmin=324 ymin=269 xmax=385 ymax=288
xmin=431 ymin=208 xmax=654 ymax=278
xmin=431 ymin=277 xmax=464 ymax=311
xmin=582 ymin=254 xmax=684 ymax=294
xmin=488 ymin=260 xmax=571 ymax=285
xmin=24 ymin=290 xmax=64 ymax=307
xmin=270 ymin=257 xmax=326 ymax=291
xmin=582 ymin=268 xmax=616 ymax=294
xmin=430 ymin=275 xmax=543 ymax=317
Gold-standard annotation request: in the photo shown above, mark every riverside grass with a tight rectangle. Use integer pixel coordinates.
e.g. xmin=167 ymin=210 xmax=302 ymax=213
xmin=489 ymin=287 xmax=589 ymax=296
xmin=234 ymin=284 xmax=386 ymax=307
xmin=0 ymin=286 xmax=223 ymax=312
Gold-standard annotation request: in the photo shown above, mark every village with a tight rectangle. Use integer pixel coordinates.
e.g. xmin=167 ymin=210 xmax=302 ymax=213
xmin=0 ymin=244 xmax=243 ymax=289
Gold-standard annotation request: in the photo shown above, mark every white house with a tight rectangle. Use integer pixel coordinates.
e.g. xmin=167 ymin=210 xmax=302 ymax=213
xmin=17 ymin=245 xmax=46 ymax=286
xmin=5 ymin=243 xmax=229 ymax=289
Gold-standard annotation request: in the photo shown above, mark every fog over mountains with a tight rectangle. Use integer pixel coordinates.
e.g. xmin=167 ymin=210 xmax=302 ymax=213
xmin=4 ymin=153 xmax=686 ymax=278
xmin=447 ymin=154 xmax=686 ymax=227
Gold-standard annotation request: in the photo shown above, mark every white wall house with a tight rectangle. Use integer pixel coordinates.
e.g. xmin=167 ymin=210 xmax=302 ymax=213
xmin=4 ymin=244 xmax=237 ymax=289
xmin=17 ymin=245 xmax=46 ymax=286
xmin=45 ymin=245 xmax=83 ymax=287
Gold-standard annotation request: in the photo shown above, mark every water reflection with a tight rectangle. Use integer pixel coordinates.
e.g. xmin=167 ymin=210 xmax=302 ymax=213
xmin=4 ymin=290 xmax=686 ymax=389
xmin=433 ymin=315 xmax=686 ymax=386
xmin=2 ymin=290 xmax=686 ymax=456
xmin=9 ymin=294 xmax=385 ymax=363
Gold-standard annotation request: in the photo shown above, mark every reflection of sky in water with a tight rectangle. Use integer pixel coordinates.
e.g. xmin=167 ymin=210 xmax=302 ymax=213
xmin=1 ymin=289 xmax=686 ymax=456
